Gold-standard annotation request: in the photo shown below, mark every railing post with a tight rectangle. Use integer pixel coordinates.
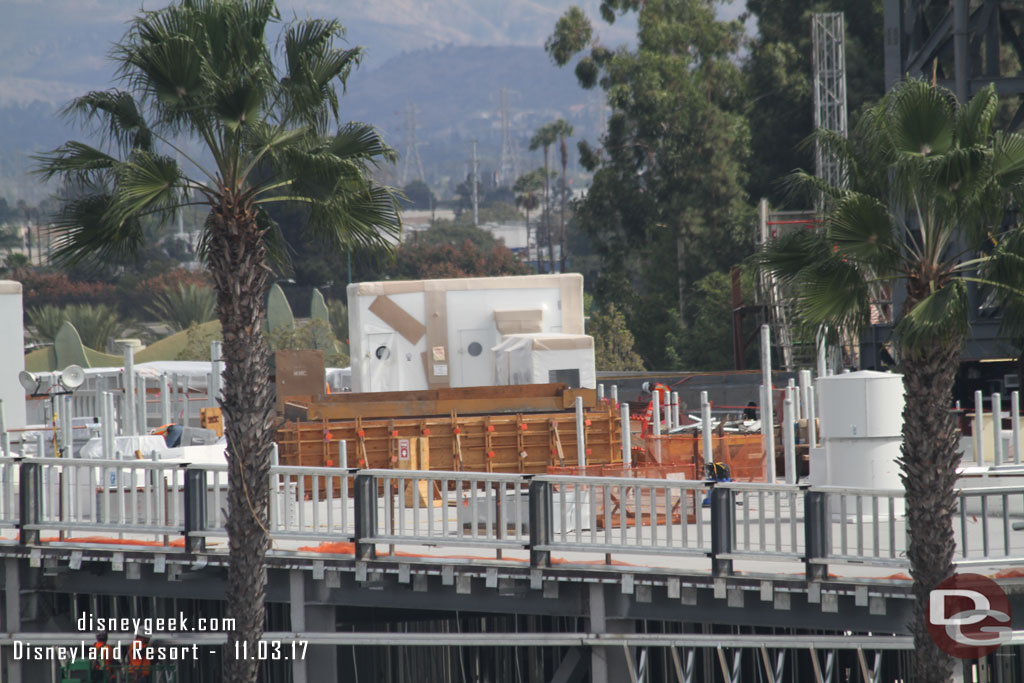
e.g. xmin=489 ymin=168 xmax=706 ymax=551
xmin=528 ymin=478 xmax=552 ymax=568
xmin=19 ymin=461 xmax=41 ymax=546
xmin=804 ymin=488 xmax=828 ymax=581
xmin=184 ymin=468 xmax=207 ymax=553
xmin=710 ymin=484 xmax=734 ymax=577
xmin=354 ymin=473 xmax=377 ymax=561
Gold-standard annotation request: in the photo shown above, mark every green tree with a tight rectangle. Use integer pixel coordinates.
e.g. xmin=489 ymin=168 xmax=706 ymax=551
xmin=27 ymin=303 xmax=122 ymax=350
xmin=34 ymin=3 xmax=401 ymax=680
xmin=530 ymin=122 xmax=559 ymax=271
xmin=757 ymin=80 xmax=1024 ymax=682
xmin=546 ymin=0 xmax=752 ymax=369
xmin=147 ymin=282 xmax=216 ymax=332
xmin=588 ymin=302 xmax=644 ymax=371
xmin=401 ymin=179 xmax=434 ymax=210
xmin=513 ymin=168 xmax=544 ymax=270
xmin=551 ymin=118 xmax=574 ymax=272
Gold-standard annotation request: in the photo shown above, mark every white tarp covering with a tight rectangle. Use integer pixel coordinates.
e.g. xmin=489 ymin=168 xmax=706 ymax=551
xmin=492 ymin=333 xmax=596 ymax=389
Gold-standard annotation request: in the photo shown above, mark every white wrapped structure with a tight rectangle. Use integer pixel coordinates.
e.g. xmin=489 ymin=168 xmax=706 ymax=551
xmin=348 ymin=274 xmax=584 ymax=392
xmin=492 ymin=333 xmax=596 ymax=389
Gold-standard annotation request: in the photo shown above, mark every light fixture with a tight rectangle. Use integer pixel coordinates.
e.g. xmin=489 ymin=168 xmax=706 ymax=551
xmin=59 ymin=365 xmax=85 ymax=390
xmin=18 ymin=370 xmax=40 ymax=395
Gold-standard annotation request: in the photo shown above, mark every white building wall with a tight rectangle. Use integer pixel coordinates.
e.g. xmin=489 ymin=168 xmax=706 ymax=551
xmin=0 ymin=281 xmax=26 ymax=431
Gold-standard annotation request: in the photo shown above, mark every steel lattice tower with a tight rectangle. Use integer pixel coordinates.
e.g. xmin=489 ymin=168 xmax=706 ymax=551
xmin=497 ymin=88 xmax=519 ymax=187
xmin=812 ymin=12 xmax=849 ymax=192
xmin=400 ymin=101 xmax=425 ymax=186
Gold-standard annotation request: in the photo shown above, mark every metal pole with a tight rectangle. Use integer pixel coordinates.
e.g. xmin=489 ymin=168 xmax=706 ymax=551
xmin=137 ymin=374 xmax=147 ymax=434
xmin=597 ymin=384 xmax=605 ymax=402
xmin=101 ymin=392 xmax=113 ymax=457
xmin=974 ymin=390 xmax=984 ymax=466
xmin=160 ymin=373 xmax=171 ymax=426
xmin=621 ymin=402 xmax=632 ymax=466
xmin=575 ymin=396 xmax=586 ymax=469
xmin=339 ymin=441 xmax=348 ymax=469
xmin=0 ymin=399 xmax=8 ymax=456
xmin=761 ymin=325 xmax=776 ymax=482
xmin=783 ymin=394 xmax=796 ymax=484
xmin=807 ymin=386 xmax=818 ymax=449
xmin=610 ymin=385 xmax=618 ymax=405
xmin=701 ymin=391 xmax=714 ymax=468
xmin=61 ymin=394 xmax=73 ymax=457
xmin=1013 ymin=391 xmax=1021 ymax=465
xmin=993 ymin=392 xmax=1003 ymax=466
xmin=788 ymin=378 xmax=800 ymax=422
xmin=816 ymin=330 xmax=827 ymax=379
xmin=210 ymin=340 xmax=223 ymax=407
xmin=123 ymin=343 xmax=136 ymax=437
xmin=672 ymin=392 xmax=681 ymax=431
xmin=652 ymin=390 xmax=661 ymax=437
xmin=799 ymin=369 xmax=812 ymax=440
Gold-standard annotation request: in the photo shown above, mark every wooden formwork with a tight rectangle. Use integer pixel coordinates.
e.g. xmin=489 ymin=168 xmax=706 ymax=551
xmin=276 ymin=385 xmax=622 ymax=474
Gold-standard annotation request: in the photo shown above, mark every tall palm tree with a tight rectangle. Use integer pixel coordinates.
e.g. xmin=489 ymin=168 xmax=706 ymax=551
xmin=35 ymin=2 xmax=401 ymax=681
xmin=758 ymin=79 xmax=1024 ymax=682
xmin=530 ymin=122 xmax=559 ymax=272
xmin=551 ymin=119 xmax=573 ymax=272
xmin=513 ymin=168 xmax=543 ymax=270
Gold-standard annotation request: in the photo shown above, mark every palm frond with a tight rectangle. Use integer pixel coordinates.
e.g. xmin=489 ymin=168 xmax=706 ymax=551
xmin=61 ymin=90 xmax=153 ymax=153
xmin=827 ymin=193 xmax=899 ymax=268
xmin=112 ymin=151 xmax=182 ymax=220
xmin=887 ymin=79 xmax=955 ymax=157
xmin=992 ymin=132 xmax=1024 ymax=188
xmin=305 ymin=184 xmax=402 ymax=252
xmin=896 ymin=279 xmax=969 ymax=351
xmin=33 ymin=142 xmax=118 ymax=181
xmin=754 ymin=228 xmax=833 ymax=285
xmin=957 ymin=83 xmax=998 ymax=147
xmin=329 ymin=123 xmax=395 ymax=164
xmin=49 ymin=193 xmax=147 ymax=267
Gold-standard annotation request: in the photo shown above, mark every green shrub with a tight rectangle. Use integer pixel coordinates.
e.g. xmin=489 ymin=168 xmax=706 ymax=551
xmin=147 ymin=283 xmax=216 ymax=331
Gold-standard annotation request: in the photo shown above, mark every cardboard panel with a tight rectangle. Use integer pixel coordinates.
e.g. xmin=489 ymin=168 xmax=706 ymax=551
xmin=424 ymin=286 xmax=449 ymax=387
xmin=532 ymin=335 xmax=593 ymax=351
xmin=275 ymin=350 xmax=325 ymax=411
xmin=559 ymin=275 xmax=584 ymax=334
xmin=494 ymin=309 xmax=544 ymax=334
xmin=368 ymin=295 xmax=427 ymax=345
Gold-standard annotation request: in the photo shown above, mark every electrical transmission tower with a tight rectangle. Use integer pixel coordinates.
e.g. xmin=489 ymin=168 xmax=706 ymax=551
xmin=497 ymin=88 xmax=519 ymax=187
xmin=400 ymin=101 xmax=426 ymax=186
xmin=811 ymin=13 xmax=848 ymax=192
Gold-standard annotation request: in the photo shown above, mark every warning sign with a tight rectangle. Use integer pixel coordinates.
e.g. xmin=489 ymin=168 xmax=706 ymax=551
xmin=398 ymin=439 xmax=411 ymax=461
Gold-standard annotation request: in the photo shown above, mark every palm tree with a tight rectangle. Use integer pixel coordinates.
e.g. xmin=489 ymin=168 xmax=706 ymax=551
xmin=530 ymin=123 xmax=559 ymax=272
xmin=551 ymin=119 xmax=574 ymax=272
xmin=35 ymin=2 xmax=401 ymax=681
xmin=513 ymin=168 xmax=543 ymax=270
xmin=757 ymin=79 xmax=1024 ymax=682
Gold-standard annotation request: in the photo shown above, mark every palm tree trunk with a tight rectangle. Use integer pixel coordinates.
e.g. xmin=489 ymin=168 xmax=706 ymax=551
xmin=559 ymin=140 xmax=568 ymax=273
xmin=900 ymin=337 xmax=961 ymax=683
xmin=544 ymin=147 xmax=553 ymax=273
xmin=206 ymin=201 xmax=276 ymax=683
xmin=525 ymin=207 xmax=532 ymax=272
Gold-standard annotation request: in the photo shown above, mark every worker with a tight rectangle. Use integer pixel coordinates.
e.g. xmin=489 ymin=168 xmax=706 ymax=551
xmin=125 ymin=632 xmax=153 ymax=683
xmin=640 ymin=381 xmax=671 ymax=436
xmin=90 ymin=632 xmax=114 ymax=683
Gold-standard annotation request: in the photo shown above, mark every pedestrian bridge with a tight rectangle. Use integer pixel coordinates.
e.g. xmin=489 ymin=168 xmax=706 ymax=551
xmin=2 ymin=457 xmax=1024 ymax=682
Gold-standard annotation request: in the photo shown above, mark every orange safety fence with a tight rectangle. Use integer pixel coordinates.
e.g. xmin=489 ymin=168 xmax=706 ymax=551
xmin=643 ymin=433 xmax=768 ymax=482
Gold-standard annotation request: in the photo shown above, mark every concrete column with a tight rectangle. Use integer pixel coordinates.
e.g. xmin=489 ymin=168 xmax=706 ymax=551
xmin=587 ymin=583 xmax=634 ymax=683
xmin=289 ymin=570 xmax=337 ymax=682
xmin=4 ymin=558 xmax=22 ymax=680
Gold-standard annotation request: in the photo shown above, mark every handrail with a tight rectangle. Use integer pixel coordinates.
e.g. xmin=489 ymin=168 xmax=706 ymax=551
xmin=0 ymin=460 xmax=1019 ymax=579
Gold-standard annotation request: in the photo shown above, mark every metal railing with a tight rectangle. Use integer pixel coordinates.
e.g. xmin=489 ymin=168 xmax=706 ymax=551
xmin=2 ymin=458 xmax=1023 ymax=579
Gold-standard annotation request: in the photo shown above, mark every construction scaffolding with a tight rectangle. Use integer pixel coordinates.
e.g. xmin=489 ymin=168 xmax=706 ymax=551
xmin=811 ymin=12 xmax=849 ymax=193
